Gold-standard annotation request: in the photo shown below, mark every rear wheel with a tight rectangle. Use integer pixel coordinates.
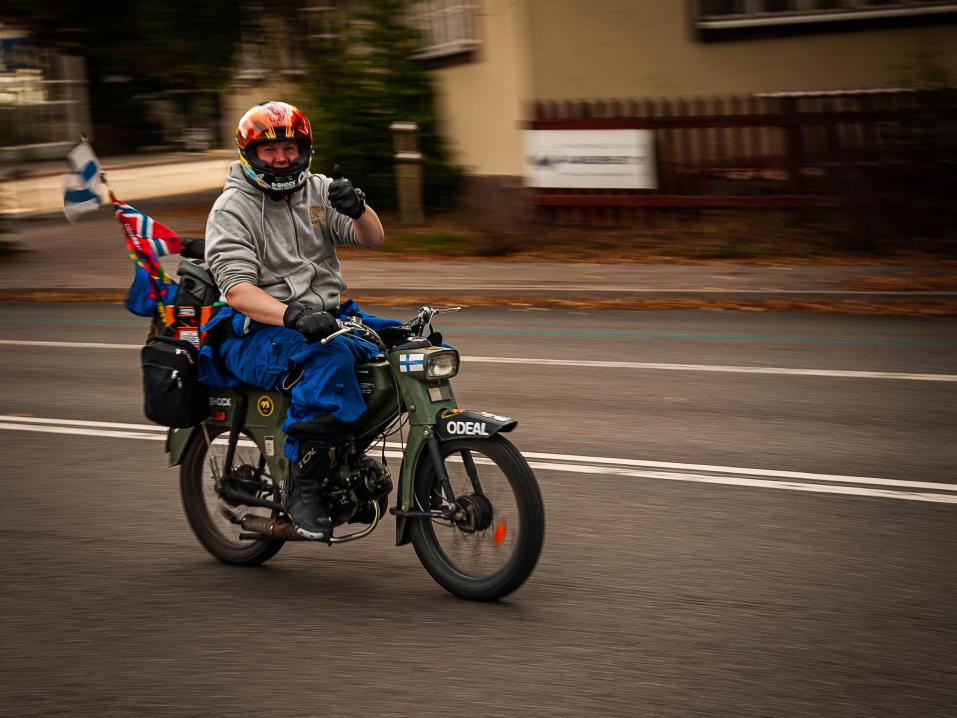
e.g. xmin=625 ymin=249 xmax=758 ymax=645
xmin=410 ymin=436 xmax=544 ymax=601
xmin=180 ymin=425 xmax=284 ymax=566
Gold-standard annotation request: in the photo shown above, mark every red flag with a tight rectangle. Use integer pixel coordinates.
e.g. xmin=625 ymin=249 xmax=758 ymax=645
xmin=112 ymin=193 xmax=181 ymax=310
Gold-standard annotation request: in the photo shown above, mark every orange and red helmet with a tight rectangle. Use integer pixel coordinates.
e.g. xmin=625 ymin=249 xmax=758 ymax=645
xmin=236 ymin=101 xmax=313 ymax=194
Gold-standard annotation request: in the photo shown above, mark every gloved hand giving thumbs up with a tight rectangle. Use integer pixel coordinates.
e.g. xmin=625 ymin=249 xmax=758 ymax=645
xmin=328 ymin=164 xmax=367 ymax=219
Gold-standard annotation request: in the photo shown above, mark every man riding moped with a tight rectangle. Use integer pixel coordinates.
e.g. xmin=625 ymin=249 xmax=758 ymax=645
xmin=203 ymin=100 xmax=396 ymax=542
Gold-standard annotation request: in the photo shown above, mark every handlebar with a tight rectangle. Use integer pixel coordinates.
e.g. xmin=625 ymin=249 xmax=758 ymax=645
xmin=320 ymin=319 xmax=364 ymax=345
xmin=408 ymin=305 xmax=461 ymax=335
xmin=320 ymin=305 xmax=462 ymax=346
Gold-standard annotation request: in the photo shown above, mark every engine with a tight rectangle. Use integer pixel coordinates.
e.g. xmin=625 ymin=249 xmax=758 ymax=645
xmin=318 ymin=452 xmax=393 ymax=526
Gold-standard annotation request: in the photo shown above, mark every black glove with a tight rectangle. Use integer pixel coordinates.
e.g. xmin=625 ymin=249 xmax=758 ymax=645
xmin=180 ymin=237 xmax=206 ymax=260
xmin=328 ymin=164 xmax=366 ymax=219
xmin=283 ymin=302 xmax=339 ymax=343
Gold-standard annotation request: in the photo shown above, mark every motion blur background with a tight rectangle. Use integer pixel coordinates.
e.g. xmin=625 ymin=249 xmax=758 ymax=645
xmin=2 ymin=0 xmax=956 ymax=257
xmin=2 ymin=5 xmax=957 ymax=716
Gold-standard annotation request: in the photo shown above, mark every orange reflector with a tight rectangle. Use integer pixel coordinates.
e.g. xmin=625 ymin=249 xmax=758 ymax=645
xmin=493 ymin=520 xmax=507 ymax=545
xmin=210 ymin=410 xmax=227 ymax=421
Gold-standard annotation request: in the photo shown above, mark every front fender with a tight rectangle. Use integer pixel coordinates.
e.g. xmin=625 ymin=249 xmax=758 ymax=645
xmin=394 ymin=410 xmax=518 ymax=546
xmin=394 ymin=427 xmax=430 ymax=547
xmin=433 ymin=409 xmax=517 ymax=441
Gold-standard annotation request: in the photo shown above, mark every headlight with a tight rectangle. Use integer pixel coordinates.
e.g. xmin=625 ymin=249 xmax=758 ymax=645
xmin=426 ymin=350 xmax=459 ymax=379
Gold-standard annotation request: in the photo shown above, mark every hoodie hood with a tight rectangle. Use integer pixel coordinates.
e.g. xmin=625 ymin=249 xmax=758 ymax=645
xmin=224 ymin=159 xmax=261 ymax=195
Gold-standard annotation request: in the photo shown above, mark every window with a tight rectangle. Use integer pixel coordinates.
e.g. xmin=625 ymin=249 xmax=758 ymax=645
xmin=407 ymin=1 xmax=480 ymax=60
xmin=695 ymin=0 xmax=957 ymax=28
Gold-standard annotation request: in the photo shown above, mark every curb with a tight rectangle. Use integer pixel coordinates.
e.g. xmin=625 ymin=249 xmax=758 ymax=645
xmin=1 ymin=289 xmax=955 ymax=316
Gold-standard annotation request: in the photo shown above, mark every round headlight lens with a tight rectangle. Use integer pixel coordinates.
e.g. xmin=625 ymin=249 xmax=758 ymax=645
xmin=426 ymin=351 xmax=459 ymax=379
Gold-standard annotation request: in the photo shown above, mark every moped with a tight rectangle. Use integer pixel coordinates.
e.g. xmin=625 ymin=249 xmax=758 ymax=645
xmin=164 ymin=303 xmax=545 ymax=601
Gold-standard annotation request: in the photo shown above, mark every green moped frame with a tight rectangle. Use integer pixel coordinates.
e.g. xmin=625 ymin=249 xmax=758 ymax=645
xmin=166 ymin=342 xmax=493 ymax=545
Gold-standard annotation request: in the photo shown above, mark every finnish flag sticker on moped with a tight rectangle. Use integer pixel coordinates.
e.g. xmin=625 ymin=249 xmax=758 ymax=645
xmin=399 ymin=353 xmax=425 ymax=373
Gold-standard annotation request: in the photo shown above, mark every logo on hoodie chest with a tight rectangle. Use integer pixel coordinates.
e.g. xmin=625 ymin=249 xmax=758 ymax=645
xmin=309 ymin=206 xmax=327 ymax=227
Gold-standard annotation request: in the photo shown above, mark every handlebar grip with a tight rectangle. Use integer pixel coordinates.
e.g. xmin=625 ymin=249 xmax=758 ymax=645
xmin=320 ymin=324 xmax=351 ymax=345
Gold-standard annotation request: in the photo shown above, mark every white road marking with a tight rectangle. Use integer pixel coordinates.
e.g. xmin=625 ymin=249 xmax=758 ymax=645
xmin=0 ymin=415 xmax=165 ymax=430
xmin=0 ymin=422 xmax=164 ymax=441
xmin=359 ymin=285 xmax=957 ymax=296
xmin=518 ymin=451 xmax=957 ymax=491
xmin=463 ymin=356 xmax=957 ymax=382
xmin=522 ymin=461 xmax=957 ymax=505
xmin=1 ymin=340 xmax=954 ymax=382
xmin=1 ymin=414 xmax=954 ymax=505
xmin=0 ymin=339 xmax=138 ymax=350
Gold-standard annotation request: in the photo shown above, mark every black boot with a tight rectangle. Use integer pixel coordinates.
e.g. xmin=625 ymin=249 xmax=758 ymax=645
xmin=288 ymin=446 xmax=333 ymax=542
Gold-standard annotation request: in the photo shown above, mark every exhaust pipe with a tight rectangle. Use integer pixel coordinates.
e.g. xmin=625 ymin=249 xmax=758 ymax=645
xmin=235 ymin=502 xmax=381 ymax=543
xmin=239 ymin=514 xmax=303 ymax=541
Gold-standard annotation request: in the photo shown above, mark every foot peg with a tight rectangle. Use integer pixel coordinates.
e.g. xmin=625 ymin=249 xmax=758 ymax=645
xmin=294 ymin=518 xmax=333 ymax=543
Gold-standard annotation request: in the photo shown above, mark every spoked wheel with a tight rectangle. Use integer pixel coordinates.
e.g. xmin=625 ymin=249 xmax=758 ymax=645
xmin=410 ymin=435 xmax=544 ymax=601
xmin=180 ymin=425 xmax=285 ymax=566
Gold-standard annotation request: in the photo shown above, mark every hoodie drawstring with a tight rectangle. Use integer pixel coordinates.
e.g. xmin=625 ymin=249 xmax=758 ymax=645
xmin=260 ymin=192 xmax=266 ymax=240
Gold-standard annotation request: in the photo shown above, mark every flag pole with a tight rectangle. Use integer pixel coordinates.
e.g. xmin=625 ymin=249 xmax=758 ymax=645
xmin=76 ymin=130 xmax=111 ymax=193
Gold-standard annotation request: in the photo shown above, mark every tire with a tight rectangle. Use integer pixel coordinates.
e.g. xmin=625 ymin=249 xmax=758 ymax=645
xmin=180 ymin=424 xmax=284 ymax=566
xmin=410 ymin=435 xmax=544 ymax=601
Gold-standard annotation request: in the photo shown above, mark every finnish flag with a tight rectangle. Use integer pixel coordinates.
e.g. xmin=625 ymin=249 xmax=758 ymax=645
xmin=399 ymin=353 xmax=425 ymax=373
xmin=62 ymin=141 xmax=103 ymax=223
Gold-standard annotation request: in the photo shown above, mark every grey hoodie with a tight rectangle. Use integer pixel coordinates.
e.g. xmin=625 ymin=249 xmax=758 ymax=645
xmin=204 ymin=161 xmax=360 ymax=311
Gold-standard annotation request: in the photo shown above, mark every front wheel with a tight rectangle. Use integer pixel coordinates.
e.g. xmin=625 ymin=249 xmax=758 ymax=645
xmin=410 ymin=436 xmax=544 ymax=601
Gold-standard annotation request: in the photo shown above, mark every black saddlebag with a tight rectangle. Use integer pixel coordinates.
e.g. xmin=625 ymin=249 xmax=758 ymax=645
xmin=141 ymin=336 xmax=209 ymax=428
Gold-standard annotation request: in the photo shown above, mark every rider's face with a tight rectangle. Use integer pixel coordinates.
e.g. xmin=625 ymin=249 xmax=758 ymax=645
xmin=256 ymin=141 xmax=300 ymax=168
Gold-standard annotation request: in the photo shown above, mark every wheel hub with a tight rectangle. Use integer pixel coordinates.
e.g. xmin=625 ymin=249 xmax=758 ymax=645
xmin=454 ymin=493 xmax=494 ymax=533
xmin=219 ymin=464 xmax=265 ymax=506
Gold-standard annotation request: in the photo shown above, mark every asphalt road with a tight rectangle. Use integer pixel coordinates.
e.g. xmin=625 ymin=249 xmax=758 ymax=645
xmin=1 ymin=303 xmax=955 ymax=717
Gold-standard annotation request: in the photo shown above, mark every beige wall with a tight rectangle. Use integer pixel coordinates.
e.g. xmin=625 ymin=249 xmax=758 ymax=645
xmin=427 ymin=0 xmax=957 ymax=175
xmin=429 ymin=0 xmax=532 ymax=176
xmin=526 ymin=0 xmax=957 ymax=98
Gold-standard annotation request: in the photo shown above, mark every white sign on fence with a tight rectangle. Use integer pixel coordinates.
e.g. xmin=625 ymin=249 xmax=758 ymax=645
xmin=523 ymin=129 xmax=657 ymax=189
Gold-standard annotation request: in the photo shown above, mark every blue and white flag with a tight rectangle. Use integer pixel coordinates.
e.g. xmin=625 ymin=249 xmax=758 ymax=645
xmin=62 ymin=141 xmax=103 ymax=223
xmin=398 ymin=353 xmax=425 ymax=373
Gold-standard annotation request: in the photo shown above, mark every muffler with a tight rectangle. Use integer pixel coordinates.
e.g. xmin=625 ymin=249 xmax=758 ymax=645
xmin=234 ymin=501 xmax=381 ymax=544
xmin=238 ymin=514 xmax=303 ymax=541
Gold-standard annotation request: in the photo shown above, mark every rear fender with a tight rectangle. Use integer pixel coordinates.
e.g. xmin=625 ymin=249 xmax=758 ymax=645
xmin=166 ymin=426 xmax=200 ymax=467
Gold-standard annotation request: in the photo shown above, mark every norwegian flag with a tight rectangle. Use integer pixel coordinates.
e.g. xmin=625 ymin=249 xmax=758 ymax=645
xmin=113 ymin=196 xmax=183 ymax=257
xmin=112 ymin=193 xmax=183 ymax=315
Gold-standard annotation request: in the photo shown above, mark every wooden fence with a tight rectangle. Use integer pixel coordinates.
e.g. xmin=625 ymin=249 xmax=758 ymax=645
xmin=528 ymin=90 xmax=946 ymax=224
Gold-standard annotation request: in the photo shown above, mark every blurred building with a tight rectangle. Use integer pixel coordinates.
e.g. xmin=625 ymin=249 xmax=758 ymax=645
xmin=410 ymin=0 xmax=957 ymax=182
xmin=0 ymin=22 xmax=91 ymax=161
xmin=210 ymin=1 xmax=955 ymax=225
xmin=217 ymin=2 xmax=957 ymax=172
